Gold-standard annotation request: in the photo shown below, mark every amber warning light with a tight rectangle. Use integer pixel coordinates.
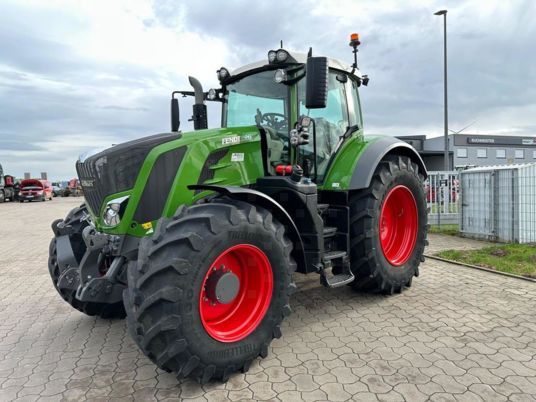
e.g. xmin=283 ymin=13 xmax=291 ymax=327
xmin=349 ymin=33 xmax=361 ymax=47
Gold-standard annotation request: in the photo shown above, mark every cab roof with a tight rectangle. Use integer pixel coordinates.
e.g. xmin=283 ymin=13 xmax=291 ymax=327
xmin=231 ymin=51 xmax=357 ymax=77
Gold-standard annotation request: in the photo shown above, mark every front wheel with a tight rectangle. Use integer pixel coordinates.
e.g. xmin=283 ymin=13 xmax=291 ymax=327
xmin=124 ymin=199 xmax=296 ymax=382
xmin=349 ymin=155 xmax=428 ymax=294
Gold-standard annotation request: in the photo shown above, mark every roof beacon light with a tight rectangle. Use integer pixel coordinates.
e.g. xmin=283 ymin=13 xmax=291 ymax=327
xmin=349 ymin=33 xmax=362 ymax=76
xmin=349 ymin=33 xmax=361 ymax=48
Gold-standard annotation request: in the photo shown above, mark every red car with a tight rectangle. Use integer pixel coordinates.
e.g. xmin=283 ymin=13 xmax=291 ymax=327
xmin=19 ymin=179 xmax=53 ymax=202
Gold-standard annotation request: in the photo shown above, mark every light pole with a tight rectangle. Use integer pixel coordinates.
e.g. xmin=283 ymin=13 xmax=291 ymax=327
xmin=434 ymin=9 xmax=449 ymax=171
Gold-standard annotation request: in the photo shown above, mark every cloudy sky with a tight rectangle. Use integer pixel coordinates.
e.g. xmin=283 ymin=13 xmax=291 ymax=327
xmin=0 ymin=0 xmax=535 ymax=179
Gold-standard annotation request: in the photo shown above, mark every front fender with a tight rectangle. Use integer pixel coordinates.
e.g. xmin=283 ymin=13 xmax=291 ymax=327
xmin=188 ymin=184 xmax=307 ymax=274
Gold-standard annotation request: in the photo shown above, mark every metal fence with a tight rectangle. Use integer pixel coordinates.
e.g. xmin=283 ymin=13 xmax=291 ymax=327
xmin=460 ymin=163 xmax=536 ymax=243
xmin=425 ymin=171 xmax=460 ymax=225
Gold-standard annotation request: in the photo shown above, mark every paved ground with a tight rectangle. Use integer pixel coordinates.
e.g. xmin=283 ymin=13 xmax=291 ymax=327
xmin=426 ymin=234 xmax=495 ymax=255
xmin=1 ymin=198 xmax=536 ymax=401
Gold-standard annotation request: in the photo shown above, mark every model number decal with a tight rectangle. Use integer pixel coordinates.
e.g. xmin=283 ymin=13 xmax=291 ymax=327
xmin=231 ymin=153 xmax=244 ymax=162
xmin=222 ymin=135 xmax=241 ymax=145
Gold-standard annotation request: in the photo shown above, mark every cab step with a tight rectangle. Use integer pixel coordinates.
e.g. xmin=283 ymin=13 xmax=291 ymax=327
xmin=320 ymin=251 xmax=355 ymax=288
xmin=323 ymin=226 xmax=337 ymax=238
xmin=323 ymin=250 xmax=347 ymax=261
xmin=317 ymin=203 xmax=329 ymax=215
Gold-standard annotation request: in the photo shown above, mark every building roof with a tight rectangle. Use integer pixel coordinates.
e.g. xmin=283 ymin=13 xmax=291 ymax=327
xmin=462 ymin=162 xmax=536 ymax=172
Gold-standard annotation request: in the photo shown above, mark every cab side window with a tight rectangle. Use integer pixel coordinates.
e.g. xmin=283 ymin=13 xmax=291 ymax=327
xmin=346 ymin=79 xmax=363 ymax=128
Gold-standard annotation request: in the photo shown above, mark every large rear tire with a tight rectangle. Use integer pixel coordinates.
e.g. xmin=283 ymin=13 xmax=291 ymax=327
xmin=124 ymin=199 xmax=296 ymax=383
xmin=48 ymin=205 xmax=125 ymax=318
xmin=349 ymin=155 xmax=428 ymax=294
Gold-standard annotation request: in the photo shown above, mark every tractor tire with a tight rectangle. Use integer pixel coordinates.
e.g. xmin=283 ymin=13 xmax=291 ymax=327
xmin=48 ymin=204 xmax=125 ymax=318
xmin=124 ymin=199 xmax=296 ymax=383
xmin=349 ymin=155 xmax=428 ymax=294
xmin=0 ymin=190 xmax=4 ymax=203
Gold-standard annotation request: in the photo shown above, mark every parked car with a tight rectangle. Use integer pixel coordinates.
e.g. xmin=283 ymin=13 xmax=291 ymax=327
xmin=61 ymin=178 xmax=82 ymax=197
xmin=51 ymin=182 xmax=63 ymax=197
xmin=19 ymin=179 xmax=53 ymax=202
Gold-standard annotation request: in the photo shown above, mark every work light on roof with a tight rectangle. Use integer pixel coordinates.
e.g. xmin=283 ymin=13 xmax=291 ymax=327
xmin=217 ymin=67 xmax=230 ymax=82
xmin=268 ymin=50 xmax=277 ymax=63
xmin=276 ymin=49 xmax=289 ymax=62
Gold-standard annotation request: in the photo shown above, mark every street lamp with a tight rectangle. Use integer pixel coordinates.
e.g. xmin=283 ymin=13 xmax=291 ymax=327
xmin=434 ymin=9 xmax=449 ymax=171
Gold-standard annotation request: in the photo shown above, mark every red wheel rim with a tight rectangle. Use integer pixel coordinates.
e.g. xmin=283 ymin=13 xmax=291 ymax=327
xmin=379 ymin=185 xmax=418 ymax=266
xmin=199 ymin=244 xmax=273 ymax=343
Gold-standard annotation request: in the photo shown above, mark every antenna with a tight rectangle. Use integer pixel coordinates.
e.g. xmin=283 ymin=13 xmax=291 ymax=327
xmin=449 ymin=121 xmax=477 ymax=134
xmin=280 ymin=40 xmax=283 ymax=48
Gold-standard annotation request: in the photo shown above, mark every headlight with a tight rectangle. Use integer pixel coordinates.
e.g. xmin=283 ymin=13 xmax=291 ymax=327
xmin=274 ymin=69 xmax=287 ymax=83
xmin=102 ymin=195 xmax=129 ymax=227
xmin=268 ymin=50 xmax=277 ymax=63
xmin=276 ymin=49 xmax=289 ymax=62
xmin=217 ymin=67 xmax=229 ymax=81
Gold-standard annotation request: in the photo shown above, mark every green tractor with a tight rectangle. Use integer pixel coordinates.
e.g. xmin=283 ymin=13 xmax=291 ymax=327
xmin=49 ymin=35 xmax=428 ymax=382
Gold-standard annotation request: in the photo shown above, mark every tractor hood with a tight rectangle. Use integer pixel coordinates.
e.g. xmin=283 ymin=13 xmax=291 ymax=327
xmin=76 ymin=126 xmax=263 ymax=232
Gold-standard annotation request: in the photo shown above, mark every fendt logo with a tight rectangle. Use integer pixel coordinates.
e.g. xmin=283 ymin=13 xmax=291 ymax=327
xmin=222 ymin=135 xmax=241 ymax=145
xmin=80 ymin=179 xmax=94 ymax=187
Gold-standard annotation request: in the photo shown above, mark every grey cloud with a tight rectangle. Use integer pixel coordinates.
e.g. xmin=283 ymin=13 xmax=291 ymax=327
xmin=0 ymin=135 xmax=45 ymax=152
xmin=100 ymin=105 xmax=151 ymax=112
xmin=151 ymin=0 xmax=536 ymax=136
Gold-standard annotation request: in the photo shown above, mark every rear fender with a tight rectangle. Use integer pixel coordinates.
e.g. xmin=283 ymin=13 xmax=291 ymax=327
xmin=349 ymin=137 xmax=427 ymax=190
xmin=188 ymin=184 xmax=307 ymax=274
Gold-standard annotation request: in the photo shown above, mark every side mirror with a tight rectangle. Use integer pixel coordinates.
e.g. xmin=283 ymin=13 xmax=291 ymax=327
xmin=305 ymin=57 xmax=328 ymax=109
xmin=171 ymin=96 xmax=180 ymax=132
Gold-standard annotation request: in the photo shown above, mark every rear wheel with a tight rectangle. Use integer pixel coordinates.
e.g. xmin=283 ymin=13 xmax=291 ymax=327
xmin=124 ymin=199 xmax=296 ymax=382
xmin=0 ymin=190 xmax=4 ymax=203
xmin=349 ymin=155 xmax=427 ymax=294
xmin=48 ymin=205 xmax=125 ymax=318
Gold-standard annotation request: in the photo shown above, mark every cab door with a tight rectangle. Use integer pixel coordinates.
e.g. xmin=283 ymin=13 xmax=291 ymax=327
xmin=297 ymin=70 xmax=351 ymax=182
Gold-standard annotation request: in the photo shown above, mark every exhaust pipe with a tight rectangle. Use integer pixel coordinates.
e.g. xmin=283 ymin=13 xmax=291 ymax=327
xmin=189 ymin=76 xmax=208 ymax=130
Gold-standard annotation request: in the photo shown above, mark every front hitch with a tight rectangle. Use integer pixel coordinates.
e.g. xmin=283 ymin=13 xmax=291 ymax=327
xmin=56 ymin=225 xmax=126 ymax=304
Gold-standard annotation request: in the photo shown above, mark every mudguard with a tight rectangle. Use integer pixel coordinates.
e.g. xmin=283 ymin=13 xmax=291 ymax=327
xmin=349 ymin=136 xmax=427 ymax=190
xmin=188 ymin=184 xmax=307 ymax=273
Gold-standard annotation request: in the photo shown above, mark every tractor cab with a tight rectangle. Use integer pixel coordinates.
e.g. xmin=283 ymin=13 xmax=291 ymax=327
xmin=173 ymin=35 xmax=369 ymax=184
xmin=221 ymin=53 xmax=365 ymax=182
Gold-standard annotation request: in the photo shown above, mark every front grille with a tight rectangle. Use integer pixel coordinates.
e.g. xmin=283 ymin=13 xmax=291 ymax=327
xmin=133 ymin=147 xmax=187 ymax=223
xmin=76 ymin=160 xmax=105 ymax=215
xmin=76 ymin=133 xmax=180 ymax=217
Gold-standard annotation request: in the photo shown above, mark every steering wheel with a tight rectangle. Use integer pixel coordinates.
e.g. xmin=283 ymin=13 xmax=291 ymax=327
xmin=258 ymin=111 xmax=288 ymax=131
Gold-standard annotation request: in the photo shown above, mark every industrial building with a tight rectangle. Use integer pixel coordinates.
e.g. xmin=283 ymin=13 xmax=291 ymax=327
xmin=397 ymin=134 xmax=536 ymax=171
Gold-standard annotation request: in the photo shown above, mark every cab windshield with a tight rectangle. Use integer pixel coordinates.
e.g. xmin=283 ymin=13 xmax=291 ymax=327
xmin=224 ymin=70 xmax=289 ymax=131
xmin=224 ymin=70 xmax=291 ymax=169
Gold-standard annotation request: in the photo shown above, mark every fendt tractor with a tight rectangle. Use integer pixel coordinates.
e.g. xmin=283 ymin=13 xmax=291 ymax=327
xmin=49 ymin=35 xmax=428 ymax=383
